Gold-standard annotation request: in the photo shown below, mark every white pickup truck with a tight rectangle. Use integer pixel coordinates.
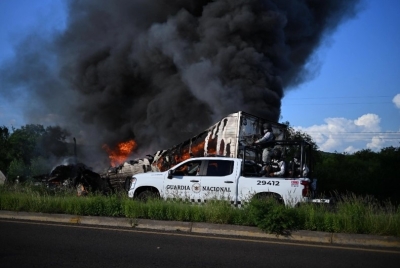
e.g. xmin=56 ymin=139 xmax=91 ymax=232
xmin=127 ymin=156 xmax=313 ymax=207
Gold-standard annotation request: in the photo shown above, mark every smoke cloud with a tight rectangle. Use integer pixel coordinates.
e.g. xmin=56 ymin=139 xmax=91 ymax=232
xmin=0 ymin=0 xmax=361 ymax=166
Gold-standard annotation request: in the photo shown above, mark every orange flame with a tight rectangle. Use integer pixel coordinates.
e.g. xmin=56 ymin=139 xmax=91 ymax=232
xmin=102 ymin=139 xmax=137 ymax=167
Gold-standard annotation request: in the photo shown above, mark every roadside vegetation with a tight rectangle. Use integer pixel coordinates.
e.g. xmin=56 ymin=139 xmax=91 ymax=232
xmin=1 ymin=184 xmax=399 ymax=237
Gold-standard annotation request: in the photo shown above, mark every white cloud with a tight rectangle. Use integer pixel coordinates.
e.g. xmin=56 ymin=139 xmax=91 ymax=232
xmin=354 ymin=114 xmax=380 ymax=131
xmin=367 ymin=136 xmax=385 ymax=150
xmin=344 ymin=145 xmax=359 ymax=154
xmin=393 ymin=94 xmax=400 ymax=109
xmin=294 ymin=113 xmax=393 ymax=153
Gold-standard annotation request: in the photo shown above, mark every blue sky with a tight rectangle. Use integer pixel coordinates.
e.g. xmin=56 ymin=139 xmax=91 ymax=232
xmin=0 ymin=0 xmax=66 ymax=128
xmin=0 ymin=0 xmax=399 ymax=153
xmin=281 ymin=0 xmax=400 ymax=152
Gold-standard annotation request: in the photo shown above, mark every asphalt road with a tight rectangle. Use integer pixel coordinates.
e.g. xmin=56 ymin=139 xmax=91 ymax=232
xmin=0 ymin=219 xmax=399 ymax=268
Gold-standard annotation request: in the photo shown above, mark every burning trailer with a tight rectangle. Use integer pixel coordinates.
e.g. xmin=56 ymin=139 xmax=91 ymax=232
xmin=125 ymin=111 xmax=323 ymax=204
xmin=151 ymin=111 xmax=287 ymax=171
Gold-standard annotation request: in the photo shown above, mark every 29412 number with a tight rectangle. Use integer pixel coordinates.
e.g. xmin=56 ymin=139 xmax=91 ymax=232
xmin=257 ymin=180 xmax=280 ymax=186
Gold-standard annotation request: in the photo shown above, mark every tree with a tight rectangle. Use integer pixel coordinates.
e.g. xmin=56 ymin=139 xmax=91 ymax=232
xmin=314 ymin=146 xmax=400 ymax=204
xmin=0 ymin=126 xmax=11 ymax=174
xmin=376 ymin=146 xmax=400 ymax=203
xmin=8 ymin=124 xmax=45 ymax=166
xmin=30 ymin=156 xmax=52 ymax=177
xmin=5 ymin=124 xmax=72 ymax=181
xmin=280 ymin=121 xmax=320 ymax=175
xmin=281 ymin=121 xmax=318 ymax=152
xmin=7 ymin=158 xmax=28 ymax=182
xmin=8 ymin=124 xmax=72 ymax=165
xmin=37 ymin=126 xmax=71 ymax=158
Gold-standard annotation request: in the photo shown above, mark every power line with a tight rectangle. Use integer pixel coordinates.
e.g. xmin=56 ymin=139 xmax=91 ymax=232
xmin=284 ymin=95 xmax=393 ymax=100
xmin=304 ymin=131 xmax=400 ymax=134
xmin=305 ymin=133 xmax=400 ymax=138
xmin=283 ymin=102 xmax=393 ymax=105
xmin=302 ymin=132 xmax=400 ymax=142
xmin=283 ymin=95 xmax=397 ymax=106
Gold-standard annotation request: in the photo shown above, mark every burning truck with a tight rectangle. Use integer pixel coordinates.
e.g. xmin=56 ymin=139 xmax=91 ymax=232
xmin=123 ymin=111 xmax=321 ymax=202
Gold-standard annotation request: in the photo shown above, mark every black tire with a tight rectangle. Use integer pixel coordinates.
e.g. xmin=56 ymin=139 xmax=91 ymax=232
xmin=254 ymin=193 xmax=284 ymax=205
xmin=137 ymin=190 xmax=159 ymax=202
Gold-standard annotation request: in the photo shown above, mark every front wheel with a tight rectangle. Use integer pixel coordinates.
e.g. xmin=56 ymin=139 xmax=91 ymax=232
xmin=137 ymin=190 xmax=159 ymax=202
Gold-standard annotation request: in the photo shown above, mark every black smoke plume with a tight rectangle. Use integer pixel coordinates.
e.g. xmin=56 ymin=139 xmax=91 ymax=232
xmin=0 ymin=0 xmax=361 ymax=167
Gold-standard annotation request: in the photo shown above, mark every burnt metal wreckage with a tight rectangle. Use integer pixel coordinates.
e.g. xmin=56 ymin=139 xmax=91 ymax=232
xmin=21 ymin=156 xmax=154 ymax=196
xmin=30 ymin=162 xmax=109 ymax=196
xmin=28 ymin=157 xmax=155 ymax=196
xmin=99 ymin=156 xmax=155 ymax=192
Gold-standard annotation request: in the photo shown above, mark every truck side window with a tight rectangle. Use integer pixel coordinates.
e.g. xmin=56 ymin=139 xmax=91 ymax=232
xmin=206 ymin=160 xmax=234 ymax=176
xmin=174 ymin=161 xmax=201 ymax=176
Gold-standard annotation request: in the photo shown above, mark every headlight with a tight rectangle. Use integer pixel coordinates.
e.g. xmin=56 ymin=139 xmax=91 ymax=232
xmin=129 ymin=177 xmax=137 ymax=189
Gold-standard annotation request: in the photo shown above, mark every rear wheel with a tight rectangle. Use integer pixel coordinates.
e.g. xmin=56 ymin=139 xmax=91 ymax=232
xmin=253 ymin=193 xmax=283 ymax=205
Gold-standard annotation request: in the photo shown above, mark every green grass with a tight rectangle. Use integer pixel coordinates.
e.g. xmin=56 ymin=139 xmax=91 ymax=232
xmin=295 ymin=193 xmax=400 ymax=236
xmin=1 ymin=184 xmax=399 ymax=236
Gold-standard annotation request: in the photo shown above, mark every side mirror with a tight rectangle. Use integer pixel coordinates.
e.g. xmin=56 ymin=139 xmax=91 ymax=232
xmin=167 ymin=170 xmax=173 ymax=179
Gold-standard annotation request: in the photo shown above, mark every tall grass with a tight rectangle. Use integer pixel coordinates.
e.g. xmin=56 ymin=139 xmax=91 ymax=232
xmin=1 ymin=184 xmax=399 ymax=236
xmin=296 ymin=193 xmax=400 ymax=236
xmin=0 ymin=184 xmax=126 ymax=216
xmin=124 ymin=199 xmax=253 ymax=226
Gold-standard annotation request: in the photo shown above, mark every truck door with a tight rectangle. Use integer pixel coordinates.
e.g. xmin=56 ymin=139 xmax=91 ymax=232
xmin=199 ymin=159 xmax=237 ymax=204
xmin=163 ymin=160 xmax=203 ymax=202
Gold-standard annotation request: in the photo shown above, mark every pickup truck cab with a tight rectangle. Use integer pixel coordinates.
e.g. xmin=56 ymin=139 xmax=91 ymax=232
xmin=127 ymin=156 xmax=312 ymax=207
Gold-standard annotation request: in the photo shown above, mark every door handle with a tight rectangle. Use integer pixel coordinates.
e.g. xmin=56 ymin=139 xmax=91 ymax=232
xmin=224 ymin=181 xmax=234 ymax=183
xmin=190 ymin=180 xmax=199 ymax=182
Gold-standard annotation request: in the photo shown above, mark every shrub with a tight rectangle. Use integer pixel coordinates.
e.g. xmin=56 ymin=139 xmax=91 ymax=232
xmin=247 ymin=197 xmax=298 ymax=235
